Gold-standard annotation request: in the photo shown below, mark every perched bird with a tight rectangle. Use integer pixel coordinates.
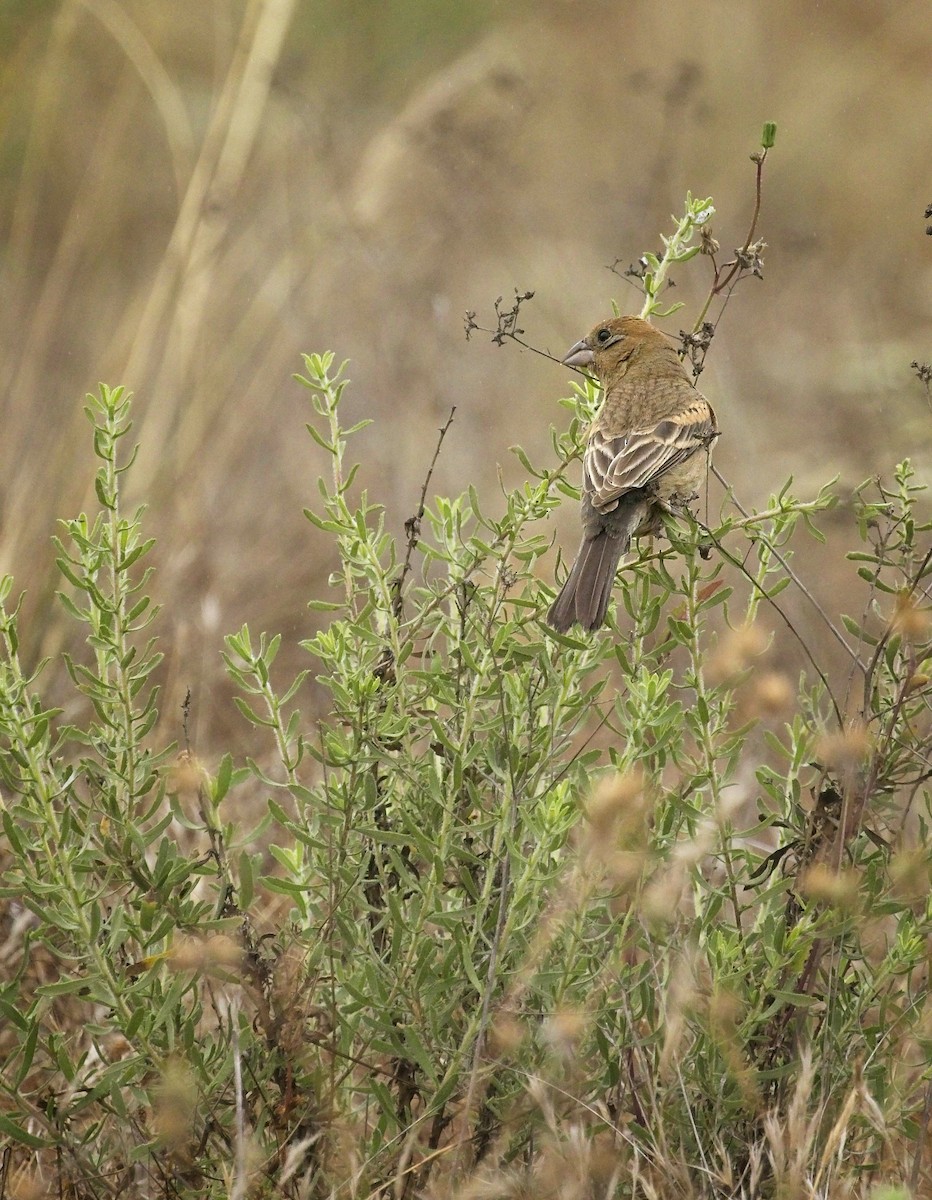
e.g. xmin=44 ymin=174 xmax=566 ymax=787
xmin=547 ymin=315 xmax=719 ymax=633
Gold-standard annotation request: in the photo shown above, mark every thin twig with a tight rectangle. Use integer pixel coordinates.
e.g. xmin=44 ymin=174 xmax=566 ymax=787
xmin=466 ymin=321 xmax=580 ymax=371
xmin=696 ymin=511 xmax=844 ymax=727
xmin=692 ymin=148 xmax=768 ymax=333
xmin=465 ymin=290 xmax=593 ymax=373
xmin=910 ymin=1077 xmax=932 ymax=1193
xmin=230 ymin=1000 xmax=247 ymax=1200
xmin=840 ymin=506 xmax=892 ymax=720
xmin=719 ymin=149 xmax=768 ymax=293
xmin=683 ymin=147 xmax=770 ymax=378
xmin=392 ymin=406 xmax=457 ymax=621
xmin=712 ymin=464 xmax=858 ymax=667
xmin=861 ymin=543 xmax=932 ymax=715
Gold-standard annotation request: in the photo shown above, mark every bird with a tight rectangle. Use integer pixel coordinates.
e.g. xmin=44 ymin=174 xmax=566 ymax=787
xmin=547 ymin=315 xmax=719 ymax=633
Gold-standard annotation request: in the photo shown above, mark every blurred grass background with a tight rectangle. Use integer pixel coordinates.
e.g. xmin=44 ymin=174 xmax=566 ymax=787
xmin=1 ymin=0 xmax=930 ymax=752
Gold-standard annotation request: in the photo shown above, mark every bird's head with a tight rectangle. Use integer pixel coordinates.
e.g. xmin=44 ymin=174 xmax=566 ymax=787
xmin=562 ymin=315 xmax=670 ymax=378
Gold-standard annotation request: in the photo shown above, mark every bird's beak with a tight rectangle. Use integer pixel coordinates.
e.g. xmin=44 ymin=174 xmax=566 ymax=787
xmin=562 ymin=338 xmax=595 ymax=368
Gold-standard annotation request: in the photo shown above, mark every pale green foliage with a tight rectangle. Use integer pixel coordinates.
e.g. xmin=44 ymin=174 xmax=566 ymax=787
xmin=3 ymin=212 xmax=932 ymax=1197
xmin=636 ymin=191 xmax=715 ymax=321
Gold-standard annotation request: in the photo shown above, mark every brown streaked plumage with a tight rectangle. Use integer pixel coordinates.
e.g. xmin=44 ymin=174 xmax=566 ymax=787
xmin=547 ymin=315 xmax=719 ymax=633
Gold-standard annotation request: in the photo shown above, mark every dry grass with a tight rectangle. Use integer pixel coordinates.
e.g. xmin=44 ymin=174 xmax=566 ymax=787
xmin=2 ymin=6 xmax=932 ymax=1196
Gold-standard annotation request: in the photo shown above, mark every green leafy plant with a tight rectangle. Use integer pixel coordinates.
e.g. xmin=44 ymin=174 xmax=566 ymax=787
xmin=3 ymin=128 xmax=932 ymax=1198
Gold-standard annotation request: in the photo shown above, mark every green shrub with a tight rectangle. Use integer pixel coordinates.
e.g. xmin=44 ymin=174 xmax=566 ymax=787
xmin=3 ymin=162 xmax=932 ymax=1198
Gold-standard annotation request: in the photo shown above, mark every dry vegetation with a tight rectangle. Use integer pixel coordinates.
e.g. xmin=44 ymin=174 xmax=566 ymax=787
xmin=1 ymin=3 xmax=932 ymax=1198
xmin=1 ymin=1 xmax=931 ymax=745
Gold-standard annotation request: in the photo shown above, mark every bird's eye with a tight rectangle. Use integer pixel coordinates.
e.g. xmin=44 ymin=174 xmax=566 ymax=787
xmin=596 ymin=328 xmax=613 ymax=344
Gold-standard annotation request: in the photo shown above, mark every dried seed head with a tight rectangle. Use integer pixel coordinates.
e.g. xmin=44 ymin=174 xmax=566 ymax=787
xmin=604 ymin=848 xmax=650 ymax=891
xmin=658 ymin=953 xmax=699 ymax=1077
xmin=799 ymin=864 xmax=861 ymax=911
xmin=582 ymin=769 xmax=647 ymax=851
xmin=889 ymin=849 xmax=932 ymax=907
xmin=890 ymin=592 xmax=931 ymax=640
xmin=707 ymin=622 xmax=770 ymax=685
xmin=700 ymin=225 xmax=720 ymax=255
xmin=542 ymin=1008 xmax=588 ymax=1058
xmin=152 ymin=1058 xmax=198 ymax=1154
xmin=168 ymin=933 xmax=243 ymax=976
xmin=816 ymin=723 xmax=872 ymax=773
xmin=489 ymin=1014 xmax=525 ymax=1054
xmin=750 ymin=670 xmax=795 ymax=716
xmin=641 ymin=863 xmax=687 ymax=925
xmin=167 ymin=750 xmax=207 ymax=797
xmin=709 ymin=985 xmax=742 ymax=1032
xmin=858 ymin=916 xmax=891 ymax=965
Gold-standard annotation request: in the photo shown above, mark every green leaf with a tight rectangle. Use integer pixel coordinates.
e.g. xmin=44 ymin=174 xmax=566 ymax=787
xmin=35 ymin=977 xmax=93 ymax=998
xmin=213 ymin=753 xmax=234 ymax=805
xmin=238 ymin=849 xmax=255 ymax=909
xmin=232 ymin=696 xmax=274 ymax=727
xmin=14 ymin=1019 xmax=39 ymax=1087
xmin=0 ymin=1113 xmax=51 ymax=1148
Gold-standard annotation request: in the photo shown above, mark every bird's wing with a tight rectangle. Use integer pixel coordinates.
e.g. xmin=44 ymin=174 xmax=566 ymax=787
xmin=584 ymin=399 xmax=718 ymax=510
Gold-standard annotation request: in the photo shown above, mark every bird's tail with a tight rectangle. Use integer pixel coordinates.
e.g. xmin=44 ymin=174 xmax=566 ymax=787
xmin=547 ymin=529 xmax=629 ymax=633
